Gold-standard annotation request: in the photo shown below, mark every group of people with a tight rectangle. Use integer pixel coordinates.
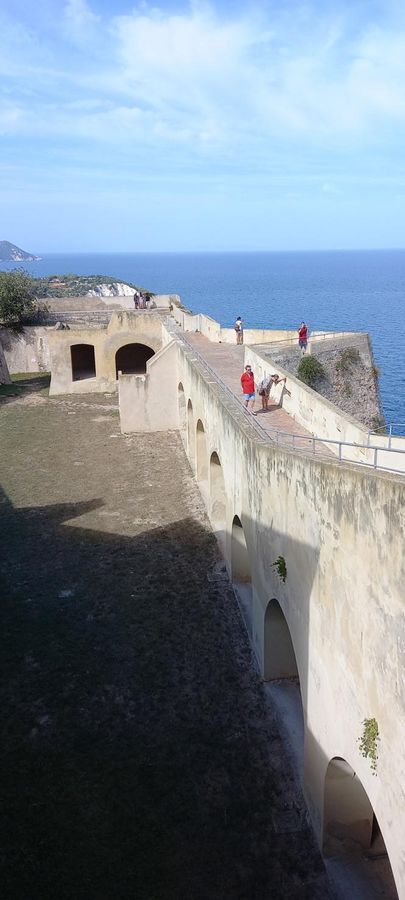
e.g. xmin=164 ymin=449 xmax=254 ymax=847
xmin=133 ymin=290 xmax=151 ymax=309
xmin=236 ymin=315 xmax=309 ymax=415
xmin=234 ymin=316 xmax=309 ymax=354
xmin=241 ymin=365 xmax=286 ymax=415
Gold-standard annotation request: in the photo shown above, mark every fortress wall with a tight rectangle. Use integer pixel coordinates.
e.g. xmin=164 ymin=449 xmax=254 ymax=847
xmin=243 ymin=345 xmax=405 ymax=472
xmin=47 ymin=312 xmax=164 ymax=395
xmin=0 ymin=326 xmax=51 ymax=373
xmin=177 ymin=342 xmax=405 ymax=896
xmin=119 ymin=341 xmax=178 ymax=433
xmin=0 ymin=339 xmax=10 ymax=383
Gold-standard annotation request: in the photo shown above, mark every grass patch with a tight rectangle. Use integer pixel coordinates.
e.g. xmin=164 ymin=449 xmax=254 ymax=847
xmin=0 ymin=372 xmax=50 ymax=400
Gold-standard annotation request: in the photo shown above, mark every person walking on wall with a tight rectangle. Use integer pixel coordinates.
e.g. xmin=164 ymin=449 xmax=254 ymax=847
xmin=258 ymin=373 xmax=287 ymax=410
xmin=133 ymin=291 xmax=140 ymax=309
xmin=235 ymin=316 xmax=244 ymax=344
xmin=241 ymin=364 xmax=256 ymax=414
xmin=298 ymin=321 xmax=308 ymax=354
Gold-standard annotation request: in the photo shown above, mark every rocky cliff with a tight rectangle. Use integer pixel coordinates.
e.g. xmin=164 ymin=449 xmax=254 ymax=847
xmin=0 ymin=240 xmax=40 ymax=261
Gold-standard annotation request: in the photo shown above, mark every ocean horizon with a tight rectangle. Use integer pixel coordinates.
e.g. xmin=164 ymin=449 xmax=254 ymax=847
xmin=1 ymin=249 xmax=404 ymax=425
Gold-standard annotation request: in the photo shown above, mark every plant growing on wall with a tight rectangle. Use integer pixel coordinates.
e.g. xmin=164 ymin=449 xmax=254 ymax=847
xmin=335 ymin=347 xmax=360 ymax=373
xmin=271 ymin=556 xmax=287 ymax=583
xmin=358 ymin=718 xmax=379 ymax=773
xmin=297 ymin=356 xmax=325 ymax=388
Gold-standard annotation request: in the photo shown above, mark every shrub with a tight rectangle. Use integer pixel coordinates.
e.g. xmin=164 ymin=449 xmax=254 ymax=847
xmin=335 ymin=346 xmax=360 ymax=373
xmin=297 ymin=355 xmax=325 ymax=387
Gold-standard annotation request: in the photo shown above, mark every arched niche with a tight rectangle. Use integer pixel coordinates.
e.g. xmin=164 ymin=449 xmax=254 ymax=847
xmin=264 ymin=599 xmax=299 ymax=681
xmin=263 ymin=598 xmax=304 ymax=777
xmin=323 ymin=757 xmax=398 ymax=898
xmin=210 ymin=451 xmax=226 ymax=530
xmin=178 ymin=383 xmax=186 ymax=431
xmin=231 ymin=515 xmax=253 ymax=634
xmin=196 ymin=420 xmax=208 ymax=483
xmin=187 ymin=399 xmax=195 ymax=467
xmin=115 ymin=343 xmax=155 ymax=378
xmin=71 ymin=344 xmax=96 ymax=381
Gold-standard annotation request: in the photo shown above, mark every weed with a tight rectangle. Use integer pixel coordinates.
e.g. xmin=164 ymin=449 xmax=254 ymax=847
xmin=358 ymin=718 xmax=379 ymax=774
xmin=271 ymin=556 xmax=287 ymax=582
xmin=335 ymin=347 xmax=360 ymax=374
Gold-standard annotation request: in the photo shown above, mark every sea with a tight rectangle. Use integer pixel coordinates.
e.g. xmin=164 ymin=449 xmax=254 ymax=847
xmin=1 ymin=249 xmax=404 ymax=425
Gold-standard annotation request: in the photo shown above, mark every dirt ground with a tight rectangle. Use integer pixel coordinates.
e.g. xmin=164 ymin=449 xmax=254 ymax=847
xmin=0 ymin=380 xmax=333 ymax=900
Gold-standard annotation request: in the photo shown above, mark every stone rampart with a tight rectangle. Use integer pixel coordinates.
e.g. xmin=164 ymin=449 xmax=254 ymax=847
xmin=172 ymin=334 xmax=405 ymax=896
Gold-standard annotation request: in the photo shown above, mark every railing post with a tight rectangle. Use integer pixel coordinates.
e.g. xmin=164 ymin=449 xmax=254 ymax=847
xmin=374 ymin=447 xmax=378 ymax=468
xmin=388 ymin=424 xmax=392 ymax=450
xmin=338 ymin=442 xmax=342 ymax=460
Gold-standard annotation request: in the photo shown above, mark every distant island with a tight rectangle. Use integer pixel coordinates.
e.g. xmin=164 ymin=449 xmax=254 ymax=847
xmin=0 ymin=240 xmax=41 ymax=261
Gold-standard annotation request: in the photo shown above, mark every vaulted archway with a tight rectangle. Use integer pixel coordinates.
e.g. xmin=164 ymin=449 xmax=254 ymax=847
xmin=323 ymin=758 xmax=398 ymax=899
xmin=178 ymin=383 xmax=186 ymax=432
xmin=263 ymin=598 xmax=304 ymax=777
xmin=231 ymin=515 xmax=252 ymax=635
xmin=115 ymin=343 xmax=155 ymax=378
xmin=71 ymin=344 xmax=96 ymax=381
xmin=210 ymin=451 xmax=226 ymax=531
xmin=187 ymin=399 xmax=195 ymax=467
xmin=196 ymin=420 xmax=208 ymax=484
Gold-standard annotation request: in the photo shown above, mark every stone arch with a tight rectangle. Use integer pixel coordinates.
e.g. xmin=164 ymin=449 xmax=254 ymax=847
xmin=264 ymin=599 xmax=304 ymax=776
xmin=209 ymin=451 xmax=226 ymax=530
xmin=196 ymin=419 xmax=208 ymax=483
xmin=70 ymin=344 xmax=96 ymax=381
xmin=231 ymin=515 xmax=253 ymax=634
xmin=264 ymin=599 xmax=299 ymax=681
xmin=115 ymin=343 xmax=155 ymax=378
xmin=178 ymin=383 xmax=186 ymax=431
xmin=323 ymin=758 xmax=398 ymax=897
xmin=187 ymin=399 xmax=195 ymax=466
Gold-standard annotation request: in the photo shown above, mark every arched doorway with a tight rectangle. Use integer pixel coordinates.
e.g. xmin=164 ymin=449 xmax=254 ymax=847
xmin=115 ymin=343 xmax=155 ymax=377
xmin=231 ymin=515 xmax=252 ymax=635
xmin=196 ymin=420 xmax=208 ymax=484
xmin=178 ymin=383 xmax=186 ymax=433
xmin=264 ymin=599 xmax=298 ymax=681
xmin=187 ymin=399 xmax=195 ymax=468
xmin=323 ymin=758 xmax=398 ymax=899
xmin=210 ymin=451 xmax=226 ymax=531
xmin=263 ymin=599 xmax=304 ymax=776
xmin=71 ymin=344 xmax=96 ymax=381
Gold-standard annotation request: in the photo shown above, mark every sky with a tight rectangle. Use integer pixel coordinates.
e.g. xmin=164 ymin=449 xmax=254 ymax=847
xmin=1 ymin=0 xmax=405 ymax=252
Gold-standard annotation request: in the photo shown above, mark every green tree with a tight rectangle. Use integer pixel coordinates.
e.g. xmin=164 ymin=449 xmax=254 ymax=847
xmin=0 ymin=269 xmax=37 ymax=328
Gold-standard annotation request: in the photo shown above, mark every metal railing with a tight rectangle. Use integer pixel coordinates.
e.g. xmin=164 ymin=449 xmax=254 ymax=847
xmin=367 ymin=423 xmax=405 ymax=447
xmin=166 ymin=320 xmax=405 ymax=477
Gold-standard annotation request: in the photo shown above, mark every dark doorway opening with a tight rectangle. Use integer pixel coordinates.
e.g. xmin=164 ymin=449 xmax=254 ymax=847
xmin=71 ymin=344 xmax=96 ymax=381
xmin=115 ymin=343 xmax=155 ymax=378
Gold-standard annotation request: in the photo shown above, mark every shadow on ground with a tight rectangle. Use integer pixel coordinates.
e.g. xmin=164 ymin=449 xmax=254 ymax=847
xmin=0 ymin=485 xmax=331 ymax=900
xmin=0 ymin=372 xmax=50 ymax=404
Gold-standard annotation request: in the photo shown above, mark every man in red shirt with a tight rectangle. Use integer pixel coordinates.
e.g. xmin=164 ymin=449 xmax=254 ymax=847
xmin=241 ymin=364 xmax=256 ymax=414
xmin=298 ymin=321 xmax=308 ymax=355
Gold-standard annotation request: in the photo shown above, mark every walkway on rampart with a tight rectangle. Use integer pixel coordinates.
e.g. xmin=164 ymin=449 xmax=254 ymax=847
xmin=184 ymin=332 xmax=333 ymax=458
xmin=0 ymin=387 xmax=332 ymax=900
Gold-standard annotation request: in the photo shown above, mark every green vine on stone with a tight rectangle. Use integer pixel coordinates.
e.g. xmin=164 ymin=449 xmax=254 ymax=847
xmin=358 ymin=718 xmax=379 ymax=774
xmin=271 ymin=556 xmax=287 ymax=583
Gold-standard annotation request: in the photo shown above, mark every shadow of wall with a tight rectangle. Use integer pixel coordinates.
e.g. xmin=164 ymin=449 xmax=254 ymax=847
xmin=0 ymin=486 xmax=332 ymax=900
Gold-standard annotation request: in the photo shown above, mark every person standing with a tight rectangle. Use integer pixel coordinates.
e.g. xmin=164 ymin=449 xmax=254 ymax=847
xmin=234 ymin=316 xmax=244 ymax=345
xmin=258 ymin=373 xmax=287 ymax=410
xmin=298 ymin=321 xmax=308 ymax=354
xmin=241 ymin=364 xmax=256 ymax=414
xmin=133 ymin=291 xmax=139 ymax=309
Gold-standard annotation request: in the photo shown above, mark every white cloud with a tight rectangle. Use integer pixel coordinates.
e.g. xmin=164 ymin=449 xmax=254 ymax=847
xmin=64 ymin=0 xmax=99 ymax=37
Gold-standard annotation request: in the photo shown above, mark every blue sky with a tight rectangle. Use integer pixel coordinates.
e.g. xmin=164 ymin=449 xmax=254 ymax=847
xmin=1 ymin=0 xmax=405 ymax=251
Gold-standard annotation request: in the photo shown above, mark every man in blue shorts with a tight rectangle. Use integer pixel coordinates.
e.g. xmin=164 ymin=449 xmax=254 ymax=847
xmin=241 ymin=364 xmax=256 ymax=414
